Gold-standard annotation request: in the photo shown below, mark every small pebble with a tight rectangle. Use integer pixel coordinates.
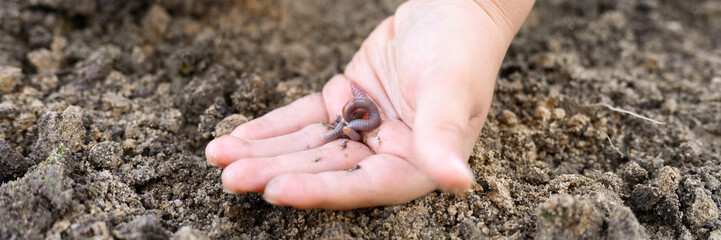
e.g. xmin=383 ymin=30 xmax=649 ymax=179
xmin=103 ymin=92 xmax=132 ymax=116
xmin=143 ymin=5 xmax=172 ymax=41
xmin=686 ymin=188 xmax=719 ymax=228
xmin=552 ymin=108 xmax=566 ymax=120
xmin=27 ymin=49 xmax=60 ymax=73
xmin=499 ymin=110 xmax=519 ymax=126
xmin=535 ymin=106 xmax=551 ymax=122
xmin=171 ymin=226 xmax=209 ymax=240
xmin=0 ymin=101 xmax=18 ymax=118
xmin=566 ymin=113 xmax=590 ymax=133
xmin=0 ymin=66 xmax=22 ymax=93
xmin=654 ymin=166 xmax=680 ymax=197
xmin=661 ymin=99 xmax=678 ymax=114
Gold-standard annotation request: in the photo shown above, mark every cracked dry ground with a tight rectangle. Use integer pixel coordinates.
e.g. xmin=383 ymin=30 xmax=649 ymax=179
xmin=1 ymin=0 xmax=720 ymax=239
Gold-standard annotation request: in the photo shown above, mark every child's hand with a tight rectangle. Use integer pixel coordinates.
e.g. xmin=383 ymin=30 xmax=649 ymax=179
xmin=205 ymin=0 xmax=534 ymax=209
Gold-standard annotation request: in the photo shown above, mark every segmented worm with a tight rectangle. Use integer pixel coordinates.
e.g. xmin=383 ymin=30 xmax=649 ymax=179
xmin=342 ymin=126 xmax=362 ymax=141
xmin=323 ymin=121 xmax=347 ymax=142
xmin=343 ymin=98 xmax=381 ymax=131
xmin=350 ymin=82 xmax=368 ymax=98
xmin=323 ymin=82 xmax=381 ymax=142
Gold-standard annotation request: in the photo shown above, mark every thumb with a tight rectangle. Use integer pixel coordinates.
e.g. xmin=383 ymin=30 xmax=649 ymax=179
xmin=412 ymin=80 xmax=486 ymax=193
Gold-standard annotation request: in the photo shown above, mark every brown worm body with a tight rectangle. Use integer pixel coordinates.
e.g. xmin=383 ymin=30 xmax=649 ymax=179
xmin=323 ymin=121 xmax=347 ymax=142
xmin=343 ymin=98 xmax=381 ymax=131
xmin=350 ymin=82 xmax=368 ymax=98
xmin=323 ymin=82 xmax=381 ymax=142
xmin=342 ymin=126 xmax=362 ymax=141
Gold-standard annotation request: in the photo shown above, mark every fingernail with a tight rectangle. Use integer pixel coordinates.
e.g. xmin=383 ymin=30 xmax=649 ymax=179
xmin=448 ymin=185 xmax=470 ymax=194
xmin=262 ymin=194 xmax=279 ymax=205
xmin=220 ymin=168 xmax=238 ymax=194
xmin=205 ymin=141 xmax=220 ymax=167
xmin=265 ymin=178 xmax=280 ymax=194
xmin=207 ymin=160 xmax=218 ymax=167
xmin=223 ymin=186 xmax=236 ymax=194
xmin=263 ymin=178 xmax=281 ymax=205
xmin=450 ymin=155 xmax=473 ymax=178
xmin=447 ymin=155 xmax=474 ymax=194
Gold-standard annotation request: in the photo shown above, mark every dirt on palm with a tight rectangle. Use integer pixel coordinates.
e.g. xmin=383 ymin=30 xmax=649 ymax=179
xmin=1 ymin=0 xmax=720 ymax=239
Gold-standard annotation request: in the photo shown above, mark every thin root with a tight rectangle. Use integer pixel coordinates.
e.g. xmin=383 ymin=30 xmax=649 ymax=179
xmin=595 ymin=103 xmax=665 ymax=125
xmin=606 ymin=135 xmax=624 ymax=157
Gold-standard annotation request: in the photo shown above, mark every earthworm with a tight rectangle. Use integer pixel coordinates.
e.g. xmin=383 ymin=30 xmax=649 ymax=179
xmin=323 ymin=121 xmax=346 ymax=142
xmin=323 ymin=82 xmax=382 ymax=142
xmin=342 ymin=126 xmax=362 ymax=141
xmin=350 ymin=82 xmax=368 ymax=98
xmin=343 ymin=98 xmax=381 ymax=131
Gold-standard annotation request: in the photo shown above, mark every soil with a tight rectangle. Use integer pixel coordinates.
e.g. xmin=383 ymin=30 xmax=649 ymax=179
xmin=1 ymin=0 xmax=720 ymax=239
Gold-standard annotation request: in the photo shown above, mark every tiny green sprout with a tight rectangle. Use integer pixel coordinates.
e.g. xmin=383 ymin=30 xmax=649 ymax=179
xmin=8 ymin=180 xmax=18 ymax=193
xmin=180 ymin=66 xmax=191 ymax=75
xmin=539 ymin=211 xmax=552 ymax=220
xmin=57 ymin=145 xmax=63 ymax=155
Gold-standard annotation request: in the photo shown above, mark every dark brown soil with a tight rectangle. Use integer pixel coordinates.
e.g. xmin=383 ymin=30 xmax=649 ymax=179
xmin=1 ymin=0 xmax=720 ymax=239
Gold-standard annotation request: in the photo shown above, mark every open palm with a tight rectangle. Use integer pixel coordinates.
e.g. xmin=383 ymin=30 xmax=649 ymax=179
xmin=205 ymin=0 xmax=533 ymax=209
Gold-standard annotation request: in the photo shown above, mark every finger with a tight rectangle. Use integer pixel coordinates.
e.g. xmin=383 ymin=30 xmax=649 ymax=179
xmin=343 ymin=16 xmax=401 ymax=120
xmin=221 ymin=140 xmax=373 ymax=193
xmin=231 ymin=93 xmax=327 ymax=140
xmin=321 ymin=74 xmax=354 ymax=121
xmin=262 ymin=154 xmax=435 ymax=210
xmin=412 ymin=79 xmax=486 ymax=193
xmin=206 ymin=123 xmax=331 ymax=167
xmin=394 ymin=4 xmax=499 ymax=193
xmin=361 ymin=118 xmax=412 ymax=160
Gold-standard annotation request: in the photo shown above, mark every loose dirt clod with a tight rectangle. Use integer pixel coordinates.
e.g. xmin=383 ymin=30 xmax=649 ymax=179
xmin=348 ymin=164 xmax=360 ymax=172
xmin=0 ymin=66 xmax=21 ymax=93
xmin=31 ymin=106 xmax=84 ymax=161
xmin=536 ymin=194 xmax=604 ymax=239
xmin=341 ymin=140 xmax=348 ymax=149
xmin=0 ymin=139 xmax=30 ymax=183
xmin=213 ymin=114 xmax=249 ymax=137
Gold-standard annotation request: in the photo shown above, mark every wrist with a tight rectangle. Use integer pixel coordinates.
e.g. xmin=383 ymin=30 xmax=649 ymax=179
xmin=468 ymin=0 xmax=535 ymax=38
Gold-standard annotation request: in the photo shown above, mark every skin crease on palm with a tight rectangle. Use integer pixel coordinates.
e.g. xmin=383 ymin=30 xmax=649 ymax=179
xmin=204 ymin=0 xmax=535 ymax=210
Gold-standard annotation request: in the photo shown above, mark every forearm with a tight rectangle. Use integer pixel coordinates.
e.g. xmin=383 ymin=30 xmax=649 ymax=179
xmin=395 ymin=0 xmax=534 ymax=63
